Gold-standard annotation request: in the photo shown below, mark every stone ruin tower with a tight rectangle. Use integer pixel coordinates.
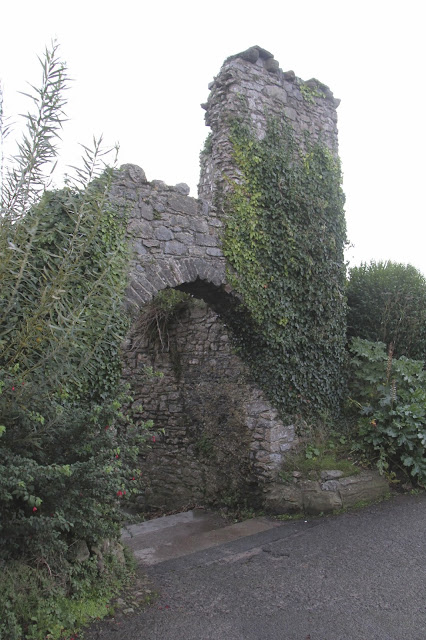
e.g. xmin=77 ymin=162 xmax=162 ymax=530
xmin=199 ymin=45 xmax=340 ymax=203
xmin=114 ymin=46 xmax=344 ymax=511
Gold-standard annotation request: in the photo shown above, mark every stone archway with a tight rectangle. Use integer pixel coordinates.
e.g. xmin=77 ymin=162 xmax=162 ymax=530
xmin=121 ymin=277 xmax=296 ymax=511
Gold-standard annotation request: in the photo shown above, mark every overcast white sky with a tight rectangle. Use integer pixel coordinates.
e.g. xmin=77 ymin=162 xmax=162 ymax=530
xmin=1 ymin=0 xmax=425 ymax=275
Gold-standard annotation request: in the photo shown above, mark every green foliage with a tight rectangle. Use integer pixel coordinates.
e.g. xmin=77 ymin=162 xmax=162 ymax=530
xmin=349 ymin=338 xmax=426 ymax=483
xmin=347 ymin=261 xmax=426 ymax=361
xmin=280 ymin=430 xmax=359 ymax=480
xmin=200 ymin=132 xmax=213 ymax=157
xmin=1 ymin=177 xmax=130 ymax=398
xmin=223 ymin=117 xmax=347 ymax=420
xmin=0 ymin=554 xmax=133 ymax=640
xmin=300 ymin=82 xmax=326 ymax=104
xmin=151 ymin=288 xmax=192 ymax=316
xmin=0 ymin=43 xmax=150 ymax=638
xmin=0 ymin=44 xmax=68 ymax=219
xmin=194 ymin=432 xmax=215 ymax=458
xmin=0 ymin=378 xmax=147 ymax=562
xmin=134 ymin=288 xmax=192 ymax=352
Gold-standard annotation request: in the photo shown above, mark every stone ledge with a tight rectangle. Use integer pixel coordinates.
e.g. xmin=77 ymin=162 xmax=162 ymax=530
xmin=264 ymin=470 xmax=390 ymax=515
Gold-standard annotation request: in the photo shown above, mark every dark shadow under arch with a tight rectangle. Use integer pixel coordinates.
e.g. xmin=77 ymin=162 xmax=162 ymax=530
xmin=175 ymin=277 xmax=241 ymax=320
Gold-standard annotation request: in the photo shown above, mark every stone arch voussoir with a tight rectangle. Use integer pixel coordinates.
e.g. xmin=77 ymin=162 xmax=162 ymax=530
xmin=126 ymin=257 xmax=227 ymax=312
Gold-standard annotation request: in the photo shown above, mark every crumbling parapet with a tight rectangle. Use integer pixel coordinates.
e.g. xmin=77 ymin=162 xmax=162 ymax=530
xmin=110 ymin=164 xmax=227 ymax=311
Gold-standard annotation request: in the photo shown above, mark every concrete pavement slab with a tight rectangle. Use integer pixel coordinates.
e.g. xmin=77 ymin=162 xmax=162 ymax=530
xmin=122 ymin=509 xmax=281 ymax=565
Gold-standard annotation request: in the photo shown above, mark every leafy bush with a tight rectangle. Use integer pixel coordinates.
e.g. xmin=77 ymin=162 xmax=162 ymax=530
xmin=0 ymin=43 xmax=149 ymax=638
xmin=0 ymin=554 xmax=133 ymax=640
xmin=347 ymin=261 xmax=426 ymax=360
xmin=349 ymin=338 xmax=426 ymax=483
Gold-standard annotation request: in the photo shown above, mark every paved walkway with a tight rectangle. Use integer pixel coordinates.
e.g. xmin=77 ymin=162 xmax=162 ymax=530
xmin=85 ymin=493 xmax=426 ymax=640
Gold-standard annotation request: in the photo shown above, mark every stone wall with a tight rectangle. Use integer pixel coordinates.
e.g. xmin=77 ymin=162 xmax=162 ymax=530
xmin=122 ymin=298 xmax=295 ymax=511
xmin=265 ymin=470 xmax=390 ymax=516
xmin=199 ymin=45 xmax=340 ymax=203
xmin=110 ymin=164 xmax=227 ymax=312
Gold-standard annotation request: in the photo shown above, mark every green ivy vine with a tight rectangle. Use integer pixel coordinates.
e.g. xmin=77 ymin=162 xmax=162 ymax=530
xmin=223 ymin=116 xmax=347 ymax=420
xmin=300 ymin=82 xmax=326 ymax=104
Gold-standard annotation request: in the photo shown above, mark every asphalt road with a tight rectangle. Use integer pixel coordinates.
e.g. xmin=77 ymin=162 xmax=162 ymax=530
xmin=85 ymin=493 xmax=426 ymax=640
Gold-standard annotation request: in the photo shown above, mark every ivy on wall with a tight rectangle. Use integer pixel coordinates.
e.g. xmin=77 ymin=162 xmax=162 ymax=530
xmin=222 ymin=117 xmax=347 ymax=421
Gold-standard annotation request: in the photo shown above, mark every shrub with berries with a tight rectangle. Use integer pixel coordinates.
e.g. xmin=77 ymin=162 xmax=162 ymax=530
xmin=0 ymin=44 xmax=151 ymax=639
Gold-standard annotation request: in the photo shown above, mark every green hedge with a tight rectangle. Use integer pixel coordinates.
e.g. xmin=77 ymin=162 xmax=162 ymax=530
xmin=347 ymin=261 xmax=426 ymax=361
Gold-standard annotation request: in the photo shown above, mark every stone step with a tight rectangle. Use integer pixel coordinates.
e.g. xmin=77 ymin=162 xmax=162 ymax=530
xmin=122 ymin=509 xmax=280 ymax=566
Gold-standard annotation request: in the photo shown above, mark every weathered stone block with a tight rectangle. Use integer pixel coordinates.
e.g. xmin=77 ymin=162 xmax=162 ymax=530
xmin=238 ymin=46 xmax=260 ymax=63
xmin=264 ymin=58 xmax=280 ymax=73
xmin=338 ymin=471 xmax=390 ymax=508
xmin=164 ymin=240 xmax=187 ymax=256
xmin=206 ymin=247 xmax=223 ymax=257
xmin=321 ymin=480 xmax=341 ymax=492
xmin=193 ymin=219 xmax=209 ymax=233
xmin=263 ymin=85 xmax=287 ymax=103
xmin=174 ymin=183 xmax=190 ymax=196
xmin=284 ymin=106 xmax=297 ymax=121
xmin=127 ymin=219 xmax=152 ymax=236
xmin=303 ymin=485 xmax=342 ymax=514
xmin=120 ymin=164 xmax=147 ymax=184
xmin=321 ymin=470 xmax=344 ymax=481
xmin=167 ymin=193 xmax=198 ymax=216
xmin=142 ymin=238 xmax=160 ymax=247
xmin=264 ymin=484 xmax=303 ymax=514
xmin=172 ymin=214 xmax=190 ymax=229
xmin=140 ymin=203 xmax=154 ymax=220
xmin=155 ymin=226 xmax=174 ymax=241
xmin=283 ymin=70 xmax=296 ymax=81
xmin=133 ymin=241 xmax=147 ymax=256
xmin=175 ymin=232 xmax=193 ymax=245
xmin=151 ymin=180 xmax=167 ymax=190
xmin=196 ymin=233 xmax=218 ymax=247
xmin=208 ymin=217 xmax=223 ymax=228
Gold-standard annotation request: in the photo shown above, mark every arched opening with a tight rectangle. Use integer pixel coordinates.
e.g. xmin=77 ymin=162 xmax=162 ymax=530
xmin=175 ymin=277 xmax=240 ymax=318
xmin=122 ymin=279 xmax=295 ymax=512
xmin=123 ymin=280 xmax=260 ymax=511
